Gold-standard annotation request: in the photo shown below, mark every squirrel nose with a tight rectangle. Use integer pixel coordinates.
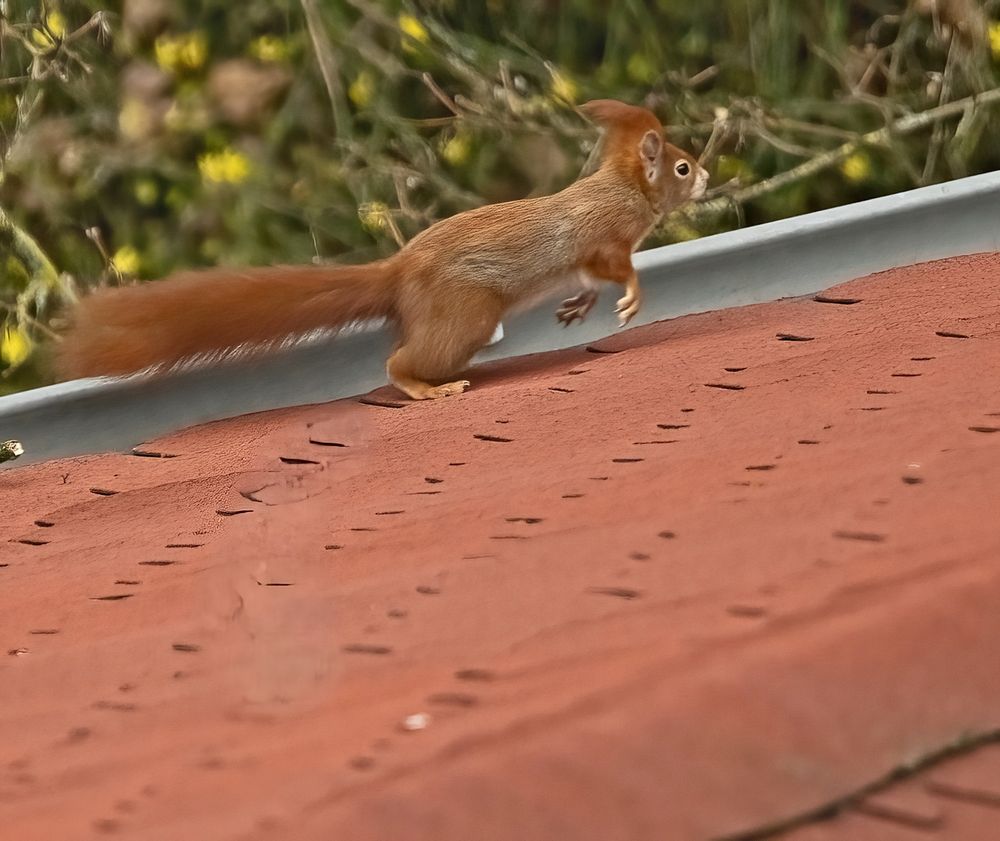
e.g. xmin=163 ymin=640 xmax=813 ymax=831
xmin=693 ymin=166 xmax=709 ymax=198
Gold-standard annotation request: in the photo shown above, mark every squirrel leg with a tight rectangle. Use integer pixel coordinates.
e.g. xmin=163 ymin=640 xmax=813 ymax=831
xmin=614 ymin=271 xmax=642 ymax=326
xmin=387 ymin=348 xmax=470 ymax=400
xmin=387 ymin=292 xmax=503 ymax=400
xmin=580 ymin=255 xmax=642 ymax=328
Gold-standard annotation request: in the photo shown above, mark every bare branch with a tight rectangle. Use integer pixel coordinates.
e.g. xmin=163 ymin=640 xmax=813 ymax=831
xmin=421 ymin=72 xmax=461 ymax=116
xmin=300 ymin=0 xmax=350 ymax=139
xmin=680 ymin=86 xmax=1000 ymax=224
xmin=0 ymin=204 xmax=59 ymax=292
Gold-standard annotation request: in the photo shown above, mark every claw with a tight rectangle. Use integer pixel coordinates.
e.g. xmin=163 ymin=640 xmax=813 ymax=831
xmin=555 ymin=289 xmax=598 ymax=326
xmin=615 ymin=291 xmax=641 ymax=327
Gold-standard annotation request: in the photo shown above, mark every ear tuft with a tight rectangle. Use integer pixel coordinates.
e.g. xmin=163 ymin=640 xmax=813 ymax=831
xmin=580 ymin=100 xmax=661 ymax=133
xmin=580 ymin=99 xmax=665 ymax=177
xmin=580 ymin=99 xmax=635 ymax=127
xmin=639 ymin=130 xmax=662 ymax=184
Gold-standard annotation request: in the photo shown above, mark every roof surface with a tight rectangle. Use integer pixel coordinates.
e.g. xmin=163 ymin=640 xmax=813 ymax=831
xmin=2 ymin=252 xmax=1000 ymax=840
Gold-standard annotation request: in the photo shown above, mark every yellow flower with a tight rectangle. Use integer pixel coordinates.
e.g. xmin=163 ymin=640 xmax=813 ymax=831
xmin=200 ymin=238 xmax=223 ymax=261
xmin=111 ymin=245 xmax=142 ymax=276
xmin=348 ymin=71 xmax=376 ymax=108
xmin=549 ymin=69 xmax=577 ymax=104
xmin=0 ymin=93 xmax=18 ymax=120
xmin=47 ymin=11 xmax=68 ymax=37
xmin=840 ymin=151 xmax=871 ymax=184
xmin=398 ymin=14 xmax=430 ymax=44
xmin=626 ymin=53 xmax=657 ymax=84
xmin=989 ymin=22 xmax=1000 ymax=60
xmin=32 ymin=11 xmax=67 ymax=47
xmin=134 ymin=178 xmax=159 ymax=206
xmin=358 ymin=201 xmax=390 ymax=234
xmin=249 ymin=35 xmax=289 ymax=63
xmin=155 ymin=32 xmax=208 ymax=74
xmin=440 ymin=133 xmax=471 ymax=166
xmin=1 ymin=325 xmax=32 ymax=368
xmin=198 ymin=148 xmax=251 ymax=185
xmin=715 ymin=155 xmax=751 ymax=182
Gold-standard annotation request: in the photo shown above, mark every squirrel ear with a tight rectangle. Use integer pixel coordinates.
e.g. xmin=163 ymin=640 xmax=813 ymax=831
xmin=639 ymin=130 xmax=662 ymax=184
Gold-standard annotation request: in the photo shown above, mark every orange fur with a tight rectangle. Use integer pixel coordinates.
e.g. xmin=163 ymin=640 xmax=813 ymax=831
xmin=57 ymin=99 xmax=709 ymax=399
xmin=57 ymin=262 xmax=396 ymax=378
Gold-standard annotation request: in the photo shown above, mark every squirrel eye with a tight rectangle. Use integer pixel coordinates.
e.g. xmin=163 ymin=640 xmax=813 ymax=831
xmin=675 ymin=161 xmax=691 ymax=177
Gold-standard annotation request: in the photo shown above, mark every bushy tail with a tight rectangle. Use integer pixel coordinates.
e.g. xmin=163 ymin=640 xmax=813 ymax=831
xmin=55 ymin=260 xmax=397 ymax=379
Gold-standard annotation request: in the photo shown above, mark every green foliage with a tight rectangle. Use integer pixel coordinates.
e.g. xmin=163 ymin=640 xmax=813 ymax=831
xmin=1 ymin=0 xmax=999 ymax=392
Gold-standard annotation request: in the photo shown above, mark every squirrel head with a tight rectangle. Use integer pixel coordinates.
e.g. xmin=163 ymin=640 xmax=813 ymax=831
xmin=580 ymin=99 xmax=708 ymax=213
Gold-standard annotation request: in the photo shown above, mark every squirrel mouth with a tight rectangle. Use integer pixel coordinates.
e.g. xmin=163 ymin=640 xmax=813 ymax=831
xmin=693 ymin=167 xmax=710 ymax=200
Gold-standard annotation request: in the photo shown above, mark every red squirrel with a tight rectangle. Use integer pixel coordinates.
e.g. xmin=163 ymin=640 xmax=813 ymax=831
xmin=57 ymin=100 xmax=708 ymax=400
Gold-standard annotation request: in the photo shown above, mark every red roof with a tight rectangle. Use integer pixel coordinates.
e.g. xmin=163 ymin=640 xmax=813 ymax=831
xmin=3 ymin=253 xmax=1000 ymax=839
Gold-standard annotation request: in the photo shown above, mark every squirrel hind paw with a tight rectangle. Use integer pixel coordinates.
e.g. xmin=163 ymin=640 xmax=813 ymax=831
xmin=426 ymin=380 xmax=471 ymax=399
xmin=400 ymin=379 xmax=471 ymax=400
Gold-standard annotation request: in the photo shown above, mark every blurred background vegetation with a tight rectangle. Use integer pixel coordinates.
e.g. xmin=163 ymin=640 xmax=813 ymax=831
xmin=0 ymin=0 xmax=998 ymax=394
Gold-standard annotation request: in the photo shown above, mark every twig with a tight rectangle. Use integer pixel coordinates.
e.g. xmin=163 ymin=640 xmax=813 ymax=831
xmin=421 ymin=72 xmax=461 ymax=116
xmin=685 ymin=65 xmax=719 ymax=89
xmin=83 ymin=226 xmax=119 ymax=287
xmin=748 ymin=120 xmax=817 ymax=158
xmin=760 ymin=115 xmax=856 ymax=142
xmin=392 ymin=169 xmax=426 ymax=224
xmin=698 ymin=109 xmax=730 ymax=167
xmin=0 ymin=18 xmax=46 ymax=58
xmin=0 ymin=204 xmax=59 ymax=291
xmin=921 ymin=39 xmax=956 ymax=184
xmin=0 ymin=302 xmax=61 ymax=341
xmin=62 ymin=12 xmax=112 ymax=47
xmin=339 ymin=0 xmax=396 ymax=29
xmin=685 ymin=86 xmax=1000 ymax=222
xmin=299 ymin=0 xmax=350 ymax=139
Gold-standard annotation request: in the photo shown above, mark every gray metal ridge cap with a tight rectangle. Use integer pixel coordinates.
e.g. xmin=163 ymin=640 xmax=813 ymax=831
xmin=632 ymin=168 xmax=1000 ymax=272
xmin=0 ymin=323 xmax=385 ymax=414
xmin=2 ymin=169 xmax=999 ymax=466
xmin=0 ymin=372 xmax=118 ymax=412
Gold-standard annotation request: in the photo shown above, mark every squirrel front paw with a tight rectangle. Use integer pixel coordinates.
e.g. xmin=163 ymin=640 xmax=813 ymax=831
xmin=616 ymin=287 xmax=641 ymax=327
xmin=556 ymin=289 xmax=598 ymax=326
